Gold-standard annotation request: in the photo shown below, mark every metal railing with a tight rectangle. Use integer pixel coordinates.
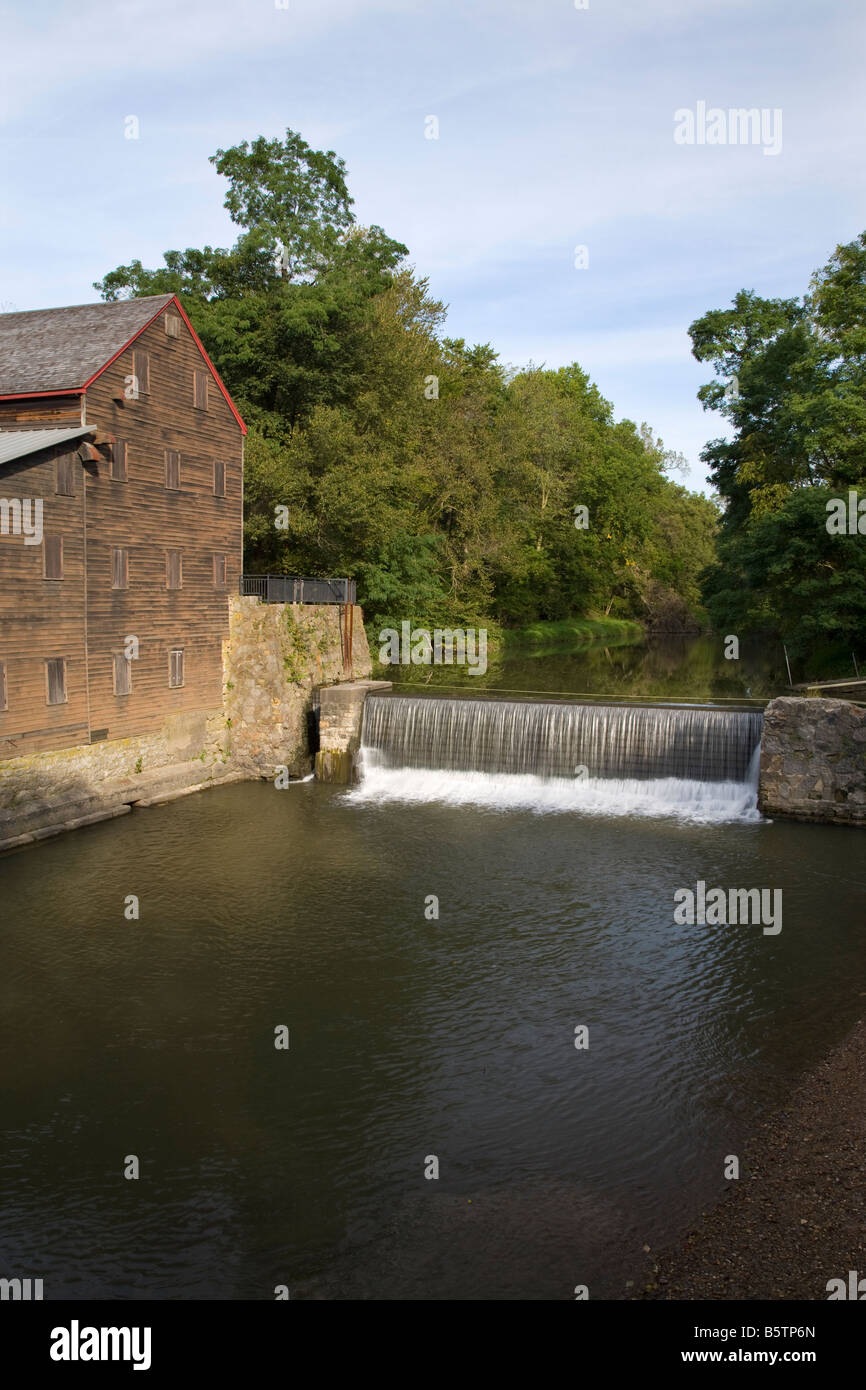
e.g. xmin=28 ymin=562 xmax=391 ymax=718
xmin=239 ymin=575 xmax=356 ymax=605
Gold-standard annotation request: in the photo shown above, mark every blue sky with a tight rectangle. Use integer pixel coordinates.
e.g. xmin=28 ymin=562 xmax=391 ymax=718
xmin=1 ymin=0 xmax=864 ymax=491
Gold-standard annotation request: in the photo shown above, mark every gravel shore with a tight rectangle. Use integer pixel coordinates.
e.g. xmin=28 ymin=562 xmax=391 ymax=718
xmin=639 ymin=1017 xmax=866 ymax=1300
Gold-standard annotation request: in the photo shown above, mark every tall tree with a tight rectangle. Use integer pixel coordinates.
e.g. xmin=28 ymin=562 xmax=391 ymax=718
xmin=95 ymin=128 xmax=715 ymax=635
xmin=692 ymin=232 xmax=866 ymax=669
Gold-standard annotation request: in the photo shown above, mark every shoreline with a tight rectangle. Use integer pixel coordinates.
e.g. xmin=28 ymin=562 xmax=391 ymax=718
xmin=499 ymin=617 xmax=645 ymax=652
xmin=637 ymin=1016 xmax=866 ymax=1300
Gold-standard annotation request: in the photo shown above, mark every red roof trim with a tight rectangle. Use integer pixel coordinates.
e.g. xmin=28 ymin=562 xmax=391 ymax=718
xmin=0 ymin=388 xmax=83 ymax=401
xmin=0 ymin=296 xmax=247 ymax=434
xmin=169 ymin=297 xmax=247 ymax=436
xmin=79 ymin=295 xmax=246 ymax=434
xmin=78 ymin=297 xmax=174 ymax=391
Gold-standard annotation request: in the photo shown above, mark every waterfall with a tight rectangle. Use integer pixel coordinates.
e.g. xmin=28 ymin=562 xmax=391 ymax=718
xmin=352 ymin=695 xmax=764 ymax=824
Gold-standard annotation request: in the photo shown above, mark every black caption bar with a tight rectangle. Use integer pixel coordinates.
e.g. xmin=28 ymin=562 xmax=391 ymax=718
xmin=2 ymin=1299 xmax=859 ymax=1376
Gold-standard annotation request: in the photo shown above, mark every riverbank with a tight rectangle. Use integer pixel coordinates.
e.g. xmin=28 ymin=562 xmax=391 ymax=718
xmin=637 ymin=1016 xmax=866 ymax=1300
xmin=500 ymin=616 xmax=644 ymax=651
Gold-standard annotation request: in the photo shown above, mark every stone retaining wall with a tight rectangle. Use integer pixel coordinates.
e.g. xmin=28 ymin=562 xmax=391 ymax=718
xmin=0 ymin=708 xmax=231 ymax=849
xmin=759 ymin=696 xmax=866 ymax=825
xmin=0 ymin=596 xmax=372 ymax=850
xmin=315 ymin=680 xmax=392 ymax=783
xmin=223 ymin=598 xmax=370 ymax=778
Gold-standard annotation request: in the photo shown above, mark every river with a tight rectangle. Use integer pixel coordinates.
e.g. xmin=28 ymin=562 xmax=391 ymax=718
xmin=0 ymin=636 xmax=863 ymax=1299
xmin=374 ymin=631 xmax=793 ymax=702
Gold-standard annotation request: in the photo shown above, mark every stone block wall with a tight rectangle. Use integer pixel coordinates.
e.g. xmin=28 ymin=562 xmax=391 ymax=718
xmin=223 ymin=598 xmax=371 ymax=778
xmin=315 ymin=680 xmax=392 ymax=783
xmin=759 ymin=696 xmax=866 ymax=825
xmin=0 ymin=708 xmax=235 ymax=849
xmin=0 ymin=596 xmax=372 ymax=849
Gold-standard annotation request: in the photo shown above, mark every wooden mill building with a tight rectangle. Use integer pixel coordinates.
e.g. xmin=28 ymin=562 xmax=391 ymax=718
xmin=0 ymin=294 xmax=245 ymax=758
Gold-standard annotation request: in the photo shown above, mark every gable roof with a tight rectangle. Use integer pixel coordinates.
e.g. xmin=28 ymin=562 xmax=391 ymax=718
xmin=0 ymin=293 xmax=246 ymax=435
xmin=0 ymin=295 xmax=175 ymax=395
xmin=0 ymin=425 xmax=95 ymax=468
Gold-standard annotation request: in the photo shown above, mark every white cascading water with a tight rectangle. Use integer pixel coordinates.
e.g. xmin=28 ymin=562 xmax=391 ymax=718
xmin=349 ymin=696 xmax=764 ymax=824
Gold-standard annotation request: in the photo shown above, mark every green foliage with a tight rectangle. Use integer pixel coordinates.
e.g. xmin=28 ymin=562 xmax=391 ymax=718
xmin=96 ymin=127 xmax=716 ymax=634
xmin=691 ymin=232 xmax=866 ymax=669
xmin=501 ymin=617 xmax=643 ymax=651
xmin=211 ymin=131 xmax=354 ymax=283
xmin=702 ymin=489 xmax=866 ymax=659
xmin=280 ymin=606 xmax=316 ymax=684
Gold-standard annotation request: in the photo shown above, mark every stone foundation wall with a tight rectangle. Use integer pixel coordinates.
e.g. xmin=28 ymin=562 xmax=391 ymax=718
xmin=0 ymin=596 xmax=372 ymax=849
xmin=224 ymin=598 xmax=371 ymax=777
xmin=0 ymin=708 xmax=237 ymax=850
xmin=315 ymin=680 xmax=392 ymax=783
xmin=759 ymin=697 xmax=866 ymax=825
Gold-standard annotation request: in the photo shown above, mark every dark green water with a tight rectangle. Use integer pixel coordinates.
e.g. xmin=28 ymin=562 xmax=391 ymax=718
xmin=376 ymin=633 xmax=790 ymax=703
xmin=1 ymin=775 xmax=865 ymax=1300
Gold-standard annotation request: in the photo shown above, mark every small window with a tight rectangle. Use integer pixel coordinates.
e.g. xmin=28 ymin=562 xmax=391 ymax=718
xmin=46 ymin=658 xmax=66 ymax=705
xmin=0 ymin=660 xmax=7 ymax=712
xmin=113 ymin=653 xmax=131 ymax=696
xmin=132 ymin=350 xmax=150 ymax=396
xmin=169 ymin=648 xmax=184 ymax=688
xmin=56 ymin=453 xmax=76 ymax=496
xmin=213 ymin=554 xmax=227 ymax=587
xmin=213 ymin=458 xmax=226 ymax=498
xmin=165 ymin=449 xmax=180 ymax=490
xmin=166 ymin=550 xmax=182 ymax=590
xmin=164 ymin=313 xmax=181 ymax=339
xmin=111 ymin=547 xmax=128 ymax=589
xmin=193 ymin=371 xmax=209 ymax=411
xmin=43 ymin=536 xmax=63 ymax=579
xmin=111 ymin=440 xmax=127 ymax=482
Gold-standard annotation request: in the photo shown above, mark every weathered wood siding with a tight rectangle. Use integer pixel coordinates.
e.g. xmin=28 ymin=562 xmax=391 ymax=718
xmin=0 ymin=301 xmax=244 ymax=755
xmin=82 ymin=306 xmax=243 ymax=741
xmin=0 ymin=395 xmax=84 ymax=427
xmin=0 ymin=447 xmax=89 ymax=756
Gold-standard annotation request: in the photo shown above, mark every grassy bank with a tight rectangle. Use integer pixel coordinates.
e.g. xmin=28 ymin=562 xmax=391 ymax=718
xmin=500 ymin=617 xmax=644 ymax=652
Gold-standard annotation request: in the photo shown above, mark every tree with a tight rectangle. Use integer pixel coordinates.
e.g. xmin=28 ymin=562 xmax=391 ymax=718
xmin=95 ymin=128 xmax=408 ymax=433
xmin=691 ymin=232 xmax=866 ymax=669
xmin=702 ymin=490 xmax=866 ymax=661
xmin=95 ymin=127 xmax=713 ymax=636
xmin=210 ymin=132 xmax=354 ymax=282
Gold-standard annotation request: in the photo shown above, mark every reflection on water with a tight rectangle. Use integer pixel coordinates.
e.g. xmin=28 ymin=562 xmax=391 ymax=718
xmin=377 ymin=634 xmax=791 ymax=702
xmin=1 ymin=779 xmax=864 ymax=1299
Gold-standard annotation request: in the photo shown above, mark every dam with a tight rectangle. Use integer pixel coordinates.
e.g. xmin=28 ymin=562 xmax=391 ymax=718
xmin=351 ymin=694 xmax=764 ymax=823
